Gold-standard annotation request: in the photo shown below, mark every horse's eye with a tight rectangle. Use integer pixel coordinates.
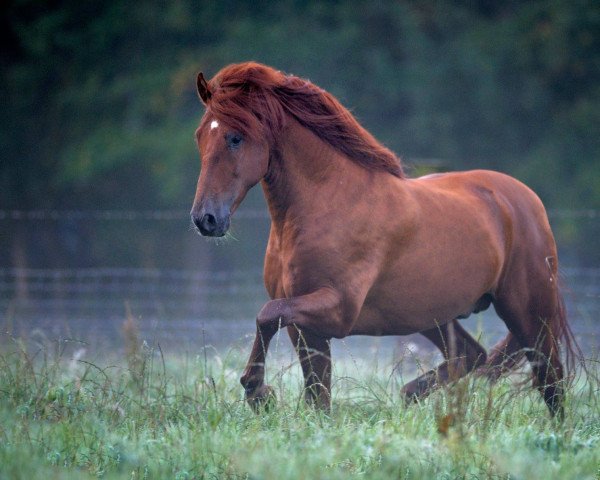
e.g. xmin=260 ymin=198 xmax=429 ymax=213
xmin=226 ymin=133 xmax=243 ymax=150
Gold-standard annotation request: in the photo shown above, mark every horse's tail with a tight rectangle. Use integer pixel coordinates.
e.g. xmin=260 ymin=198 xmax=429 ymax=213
xmin=553 ymin=278 xmax=584 ymax=381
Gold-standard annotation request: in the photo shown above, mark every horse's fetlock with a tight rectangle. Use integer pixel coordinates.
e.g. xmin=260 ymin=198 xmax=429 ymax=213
xmin=240 ymin=373 xmax=262 ymax=392
xmin=246 ymin=384 xmax=276 ymax=413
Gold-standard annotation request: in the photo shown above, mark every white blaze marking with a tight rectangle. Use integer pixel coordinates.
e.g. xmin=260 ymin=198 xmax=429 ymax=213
xmin=210 ymin=120 xmax=219 ymax=130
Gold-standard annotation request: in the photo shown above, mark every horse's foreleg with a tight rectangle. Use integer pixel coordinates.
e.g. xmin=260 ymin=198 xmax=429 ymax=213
xmin=254 ymin=287 xmax=350 ymax=338
xmin=288 ymin=326 xmax=332 ymax=410
xmin=240 ymin=287 xmax=349 ymax=411
xmin=240 ymin=326 xmax=277 ymax=412
xmin=401 ymin=320 xmax=487 ymax=402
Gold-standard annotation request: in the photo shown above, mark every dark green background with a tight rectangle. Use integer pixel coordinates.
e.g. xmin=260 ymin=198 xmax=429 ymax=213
xmin=2 ymin=0 xmax=599 ymax=266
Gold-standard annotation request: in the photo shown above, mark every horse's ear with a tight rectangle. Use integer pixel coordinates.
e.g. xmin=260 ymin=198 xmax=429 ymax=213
xmin=196 ymin=72 xmax=212 ymax=104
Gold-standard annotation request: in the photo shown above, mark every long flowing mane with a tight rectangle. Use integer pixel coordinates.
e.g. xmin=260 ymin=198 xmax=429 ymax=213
xmin=200 ymin=62 xmax=404 ymax=178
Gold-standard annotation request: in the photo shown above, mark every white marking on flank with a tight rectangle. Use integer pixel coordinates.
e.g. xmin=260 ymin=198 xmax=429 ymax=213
xmin=210 ymin=120 xmax=219 ymax=130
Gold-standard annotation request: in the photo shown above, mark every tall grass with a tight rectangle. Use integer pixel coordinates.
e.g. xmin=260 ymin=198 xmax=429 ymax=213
xmin=0 ymin=327 xmax=598 ymax=480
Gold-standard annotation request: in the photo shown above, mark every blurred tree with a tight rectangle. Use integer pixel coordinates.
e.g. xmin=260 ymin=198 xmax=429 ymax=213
xmin=1 ymin=0 xmax=598 ymax=263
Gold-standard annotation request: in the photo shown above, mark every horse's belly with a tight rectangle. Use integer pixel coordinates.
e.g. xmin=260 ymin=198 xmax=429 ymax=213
xmin=350 ymin=262 xmax=497 ymax=336
xmin=351 ymin=297 xmax=465 ymax=336
xmin=348 ymin=202 xmax=504 ymax=336
xmin=351 ymin=304 xmax=430 ymax=335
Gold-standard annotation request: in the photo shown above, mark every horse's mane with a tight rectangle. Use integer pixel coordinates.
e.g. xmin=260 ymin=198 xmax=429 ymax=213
xmin=201 ymin=62 xmax=404 ymax=178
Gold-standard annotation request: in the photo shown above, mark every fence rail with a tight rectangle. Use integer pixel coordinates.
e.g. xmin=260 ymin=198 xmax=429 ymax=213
xmin=1 ymin=208 xmax=599 ymax=221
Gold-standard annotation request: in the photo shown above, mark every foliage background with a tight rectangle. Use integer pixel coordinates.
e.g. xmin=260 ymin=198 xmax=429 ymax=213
xmin=1 ymin=0 xmax=599 ymax=264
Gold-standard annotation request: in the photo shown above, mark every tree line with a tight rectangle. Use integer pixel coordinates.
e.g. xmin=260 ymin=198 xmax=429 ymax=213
xmin=1 ymin=0 xmax=599 ymax=262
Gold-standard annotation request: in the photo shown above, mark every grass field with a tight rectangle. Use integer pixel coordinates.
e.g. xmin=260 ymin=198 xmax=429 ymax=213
xmin=0 ymin=329 xmax=599 ymax=480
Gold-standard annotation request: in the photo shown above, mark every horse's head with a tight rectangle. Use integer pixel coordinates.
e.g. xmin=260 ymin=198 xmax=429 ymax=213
xmin=190 ymin=72 xmax=270 ymax=237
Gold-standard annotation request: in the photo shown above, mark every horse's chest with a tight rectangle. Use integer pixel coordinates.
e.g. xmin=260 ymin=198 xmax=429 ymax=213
xmin=263 ymin=240 xmax=305 ymax=299
xmin=263 ymin=255 xmax=283 ymax=299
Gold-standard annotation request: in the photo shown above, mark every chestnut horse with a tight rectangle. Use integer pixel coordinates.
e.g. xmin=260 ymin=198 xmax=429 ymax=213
xmin=190 ymin=62 xmax=575 ymax=417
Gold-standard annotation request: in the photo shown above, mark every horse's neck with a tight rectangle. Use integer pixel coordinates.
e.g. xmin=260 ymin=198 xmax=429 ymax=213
xmin=261 ymin=121 xmax=371 ymax=226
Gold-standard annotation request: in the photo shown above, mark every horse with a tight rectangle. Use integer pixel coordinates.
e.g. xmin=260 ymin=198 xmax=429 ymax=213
xmin=190 ymin=61 xmax=576 ymax=417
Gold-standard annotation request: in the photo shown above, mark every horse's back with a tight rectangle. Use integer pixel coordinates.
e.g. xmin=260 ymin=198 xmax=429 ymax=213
xmin=415 ymin=169 xmax=552 ymax=237
xmin=415 ymin=168 xmax=558 ymax=284
xmin=416 ymin=169 xmax=540 ymax=203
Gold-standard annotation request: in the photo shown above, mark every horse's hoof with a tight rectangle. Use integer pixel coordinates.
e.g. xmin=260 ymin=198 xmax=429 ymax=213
xmin=246 ymin=384 xmax=276 ymax=413
xmin=400 ymin=387 xmax=421 ymax=405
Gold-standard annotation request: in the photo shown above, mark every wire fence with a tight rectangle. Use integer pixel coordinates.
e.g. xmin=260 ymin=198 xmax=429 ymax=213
xmin=1 ymin=265 xmax=598 ymax=348
xmin=0 ymin=266 xmax=269 ymax=351
xmin=0 ymin=267 xmax=267 ymax=321
xmin=1 ymin=209 xmax=599 ymax=352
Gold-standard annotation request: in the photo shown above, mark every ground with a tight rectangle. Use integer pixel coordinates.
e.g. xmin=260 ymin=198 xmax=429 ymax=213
xmin=0 ymin=333 xmax=599 ymax=480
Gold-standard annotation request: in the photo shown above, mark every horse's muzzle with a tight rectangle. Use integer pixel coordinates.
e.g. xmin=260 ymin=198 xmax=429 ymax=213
xmin=192 ymin=212 xmax=230 ymax=237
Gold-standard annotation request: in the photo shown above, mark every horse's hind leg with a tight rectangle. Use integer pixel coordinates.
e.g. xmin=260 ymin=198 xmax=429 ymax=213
xmin=288 ymin=326 xmax=332 ymax=410
xmin=401 ymin=320 xmax=487 ymax=402
xmin=493 ymin=282 xmax=566 ymax=418
xmin=480 ymin=332 xmax=525 ymax=382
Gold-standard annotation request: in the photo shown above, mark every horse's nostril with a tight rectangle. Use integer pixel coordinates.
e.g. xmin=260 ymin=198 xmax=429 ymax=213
xmin=192 ymin=212 xmax=219 ymax=235
xmin=201 ymin=213 xmax=216 ymax=229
